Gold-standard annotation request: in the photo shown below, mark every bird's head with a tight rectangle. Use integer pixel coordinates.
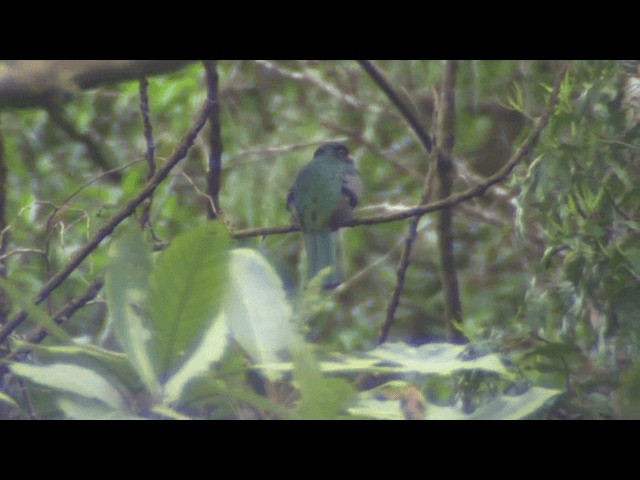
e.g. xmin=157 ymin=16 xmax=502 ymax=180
xmin=313 ymin=142 xmax=353 ymax=164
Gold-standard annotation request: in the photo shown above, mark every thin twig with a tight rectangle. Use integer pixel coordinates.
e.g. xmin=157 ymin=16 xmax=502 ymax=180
xmin=44 ymin=159 xmax=144 ymax=236
xmin=255 ymin=60 xmax=386 ymax=115
xmin=0 ymin=98 xmax=216 ymax=345
xmin=24 ymin=278 xmax=104 ymax=345
xmin=0 ymin=248 xmax=47 ymax=261
xmin=379 ymin=86 xmax=440 ymax=344
xmin=138 ymin=77 xmax=156 ymax=231
xmin=357 ymin=60 xmax=433 ymax=153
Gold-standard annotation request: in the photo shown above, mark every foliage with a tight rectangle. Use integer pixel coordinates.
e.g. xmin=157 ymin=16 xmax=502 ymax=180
xmin=1 ymin=60 xmax=639 ymax=419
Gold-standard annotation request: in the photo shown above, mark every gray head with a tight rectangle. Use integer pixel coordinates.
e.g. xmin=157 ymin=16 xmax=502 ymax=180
xmin=313 ymin=142 xmax=351 ymax=162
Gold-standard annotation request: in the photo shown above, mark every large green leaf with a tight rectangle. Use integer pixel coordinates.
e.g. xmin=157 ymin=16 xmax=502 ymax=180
xmin=105 ymin=227 xmax=157 ymax=395
xmin=427 ymin=386 xmax=563 ymax=420
xmin=349 ymin=386 xmax=562 ymax=420
xmin=224 ymin=249 xmax=294 ymax=373
xmin=57 ymin=397 xmax=144 ymax=420
xmin=10 ymin=339 xmax=143 ymax=391
xmin=9 ymin=363 xmax=126 ymax=410
xmin=260 ymin=342 xmax=509 ymax=377
xmin=163 ymin=311 xmax=229 ymax=404
xmin=146 ymin=222 xmax=231 ymax=382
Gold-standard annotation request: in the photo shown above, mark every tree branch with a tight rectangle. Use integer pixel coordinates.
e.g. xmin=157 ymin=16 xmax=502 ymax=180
xmin=24 ymin=278 xmax=104 ymax=345
xmin=204 ymin=60 xmax=223 ymax=220
xmin=0 ymin=61 xmax=195 ymax=109
xmin=434 ymin=60 xmax=464 ymax=342
xmin=357 ymin=60 xmax=432 ymax=153
xmin=0 ymin=97 xmax=216 ymax=345
xmin=138 ymin=77 xmax=156 ymax=231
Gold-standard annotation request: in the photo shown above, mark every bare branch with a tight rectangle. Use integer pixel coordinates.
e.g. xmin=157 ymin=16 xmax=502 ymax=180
xmin=255 ymin=60 xmax=386 ymax=115
xmin=357 ymin=60 xmax=433 ymax=153
xmin=0 ymin=61 xmax=195 ymax=109
xmin=138 ymin=77 xmax=156 ymax=230
xmin=204 ymin=60 xmax=223 ymax=219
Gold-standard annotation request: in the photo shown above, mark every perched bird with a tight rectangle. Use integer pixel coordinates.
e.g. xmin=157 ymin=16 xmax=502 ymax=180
xmin=287 ymin=142 xmax=363 ymax=289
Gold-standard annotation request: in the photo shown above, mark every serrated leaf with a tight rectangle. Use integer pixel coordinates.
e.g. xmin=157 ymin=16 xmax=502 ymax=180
xmin=105 ymin=227 xmax=157 ymax=395
xmin=147 ymin=222 xmax=231 ymax=382
xmin=10 ymin=363 xmax=125 ymax=410
xmin=224 ymin=249 xmax=294 ymax=373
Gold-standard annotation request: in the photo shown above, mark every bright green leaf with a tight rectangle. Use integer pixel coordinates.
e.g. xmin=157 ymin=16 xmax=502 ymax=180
xmin=10 ymin=363 xmax=125 ymax=410
xmin=224 ymin=249 xmax=294 ymax=374
xmin=147 ymin=222 xmax=231 ymax=382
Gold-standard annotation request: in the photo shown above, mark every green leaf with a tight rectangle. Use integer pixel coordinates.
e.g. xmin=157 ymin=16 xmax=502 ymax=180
xmin=10 ymin=363 xmax=126 ymax=410
xmin=10 ymin=339 xmax=143 ymax=392
xmin=163 ymin=312 xmax=229 ymax=404
xmin=260 ymin=342 xmax=510 ymax=378
xmin=292 ymin=342 xmax=356 ymax=420
xmin=0 ymin=391 xmax=20 ymax=411
xmin=105 ymin=226 xmax=157 ymax=395
xmin=224 ymin=249 xmax=294 ymax=373
xmin=0 ymin=277 xmax=71 ymax=342
xmin=57 ymin=397 xmax=144 ymax=420
xmin=367 ymin=343 xmax=510 ymax=376
xmin=427 ymin=386 xmax=562 ymax=420
xmin=178 ymin=374 xmax=290 ymax=419
xmin=147 ymin=222 xmax=231 ymax=382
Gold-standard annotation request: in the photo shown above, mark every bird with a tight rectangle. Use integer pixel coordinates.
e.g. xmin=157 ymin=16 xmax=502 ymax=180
xmin=287 ymin=142 xmax=363 ymax=289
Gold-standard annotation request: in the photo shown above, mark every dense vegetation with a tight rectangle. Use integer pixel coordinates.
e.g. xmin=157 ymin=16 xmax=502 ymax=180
xmin=0 ymin=60 xmax=638 ymax=419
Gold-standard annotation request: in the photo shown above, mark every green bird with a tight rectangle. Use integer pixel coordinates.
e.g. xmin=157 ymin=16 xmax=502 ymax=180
xmin=287 ymin=142 xmax=363 ymax=289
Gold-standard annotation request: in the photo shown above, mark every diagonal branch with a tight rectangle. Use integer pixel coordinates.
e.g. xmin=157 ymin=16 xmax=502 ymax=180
xmin=0 ymin=97 xmax=216 ymax=345
xmin=357 ymin=60 xmax=432 ymax=153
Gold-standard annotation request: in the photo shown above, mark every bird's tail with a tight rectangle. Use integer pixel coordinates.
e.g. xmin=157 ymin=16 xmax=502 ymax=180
xmin=304 ymin=230 xmax=341 ymax=289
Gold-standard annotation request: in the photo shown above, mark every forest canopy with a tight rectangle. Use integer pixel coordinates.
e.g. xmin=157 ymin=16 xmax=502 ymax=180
xmin=0 ymin=60 xmax=638 ymax=420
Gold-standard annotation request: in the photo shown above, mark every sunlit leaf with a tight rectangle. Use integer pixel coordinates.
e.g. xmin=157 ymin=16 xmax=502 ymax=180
xmin=224 ymin=249 xmax=294 ymax=373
